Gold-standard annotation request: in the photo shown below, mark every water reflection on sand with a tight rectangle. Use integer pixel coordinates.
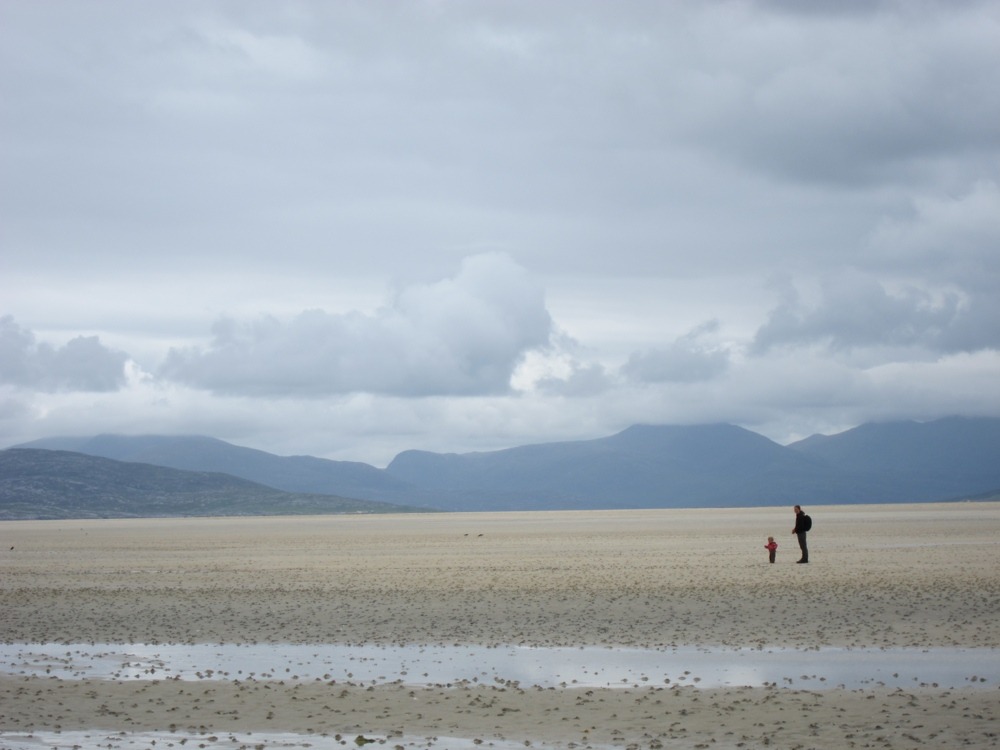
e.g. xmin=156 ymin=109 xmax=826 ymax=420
xmin=0 ymin=730 xmax=539 ymax=750
xmin=3 ymin=642 xmax=996 ymax=690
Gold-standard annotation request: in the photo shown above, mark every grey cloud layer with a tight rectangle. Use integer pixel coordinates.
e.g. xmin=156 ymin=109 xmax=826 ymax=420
xmin=0 ymin=317 xmax=127 ymax=392
xmin=2 ymin=1 xmax=999 ymax=458
xmin=752 ymin=274 xmax=963 ymax=354
xmin=623 ymin=322 xmax=730 ymax=384
xmin=5 ymin=1 xmax=997 ymax=277
xmin=753 ymin=180 xmax=1000 ymax=356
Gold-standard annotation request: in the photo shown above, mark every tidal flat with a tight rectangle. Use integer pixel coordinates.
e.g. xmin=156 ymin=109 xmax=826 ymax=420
xmin=1 ymin=503 xmax=998 ymax=748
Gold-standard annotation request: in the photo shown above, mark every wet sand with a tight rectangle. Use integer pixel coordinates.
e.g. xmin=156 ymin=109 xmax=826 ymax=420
xmin=2 ymin=503 xmax=998 ymax=748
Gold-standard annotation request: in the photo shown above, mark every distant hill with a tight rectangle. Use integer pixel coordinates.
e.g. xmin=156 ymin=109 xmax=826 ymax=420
xmin=17 ymin=434 xmax=413 ymax=500
xmin=0 ymin=449 xmax=425 ymax=520
xmin=787 ymin=416 xmax=1000 ymax=502
xmin=10 ymin=416 xmax=1000 ymax=512
xmin=385 ymin=423 xmax=855 ymax=510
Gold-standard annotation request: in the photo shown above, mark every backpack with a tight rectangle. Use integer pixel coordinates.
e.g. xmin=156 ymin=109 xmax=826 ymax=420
xmin=801 ymin=514 xmax=812 ymax=532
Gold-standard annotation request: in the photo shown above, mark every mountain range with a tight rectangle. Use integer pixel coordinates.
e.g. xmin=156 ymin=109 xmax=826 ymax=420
xmin=0 ymin=448 xmax=425 ymax=520
xmin=4 ymin=416 xmax=999 ymax=519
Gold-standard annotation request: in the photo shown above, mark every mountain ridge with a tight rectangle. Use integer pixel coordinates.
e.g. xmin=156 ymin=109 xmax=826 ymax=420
xmin=9 ymin=416 xmax=1000 ymax=514
xmin=0 ymin=448 xmax=426 ymax=520
xmin=15 ymin=433 xmax=412 ymax=499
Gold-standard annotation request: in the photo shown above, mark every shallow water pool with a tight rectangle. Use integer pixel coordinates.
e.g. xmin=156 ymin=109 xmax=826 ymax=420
xmin=2 ymin=642 xmax=996 ymax=690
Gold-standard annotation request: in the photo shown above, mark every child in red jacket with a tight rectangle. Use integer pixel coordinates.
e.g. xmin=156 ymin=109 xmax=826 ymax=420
xmin=765 ymin=536 xmax=778 ymax=563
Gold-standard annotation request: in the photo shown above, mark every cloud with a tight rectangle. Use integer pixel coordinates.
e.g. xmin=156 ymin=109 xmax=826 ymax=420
xmin=749 ymin=272 xmax=976 ymax=355
xmin=535 ymin=362 xmax=613 ymax=397
xmin=160 ymin=253 xmax=553 ymax=397
xmin=752 ymin=179 xmax=1000 ymax=358
xmin=622 ymin=321 xmax=731 ymax=383
xmin=668 ymin=1 xmax=1000 ymax=186
xmin=868 ymin=180 xmax=1000 ymax=283
xmin=0 ymin=316 xmax=128 ymax=392
xmin=2 ymin=2 xmax=1000 ymax=463
xmin=862 ymin=180 xmax=1000 ymax=353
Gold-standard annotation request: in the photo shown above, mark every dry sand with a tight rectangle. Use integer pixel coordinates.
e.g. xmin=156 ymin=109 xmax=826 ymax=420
xmin=1 ymin=503 xmax=998 ymax=748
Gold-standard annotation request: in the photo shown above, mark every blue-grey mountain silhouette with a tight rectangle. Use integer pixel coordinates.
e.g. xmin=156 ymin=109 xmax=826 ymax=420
xmin=11 ymin=416 xmax=999 ymax=514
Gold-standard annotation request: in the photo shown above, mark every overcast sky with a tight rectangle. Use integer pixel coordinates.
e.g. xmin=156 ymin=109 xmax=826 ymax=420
xmin=2 ymin=0 xmax=999 ymax=466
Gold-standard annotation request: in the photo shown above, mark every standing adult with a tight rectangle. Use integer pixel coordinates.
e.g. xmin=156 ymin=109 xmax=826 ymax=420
xmin=792 ymin=505 xmax=810 ymax=563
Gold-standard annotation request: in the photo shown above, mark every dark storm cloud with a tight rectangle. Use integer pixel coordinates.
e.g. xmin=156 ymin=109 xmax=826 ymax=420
xmin=159 ymin=254 xmax=552 ymax=397
xmin=0 ymin=316 xmax=128 ymax=392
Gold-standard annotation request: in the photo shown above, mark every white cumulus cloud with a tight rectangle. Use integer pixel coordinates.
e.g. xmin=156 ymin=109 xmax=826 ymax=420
xmin=160 ymin=253 xmax=553 ymax=397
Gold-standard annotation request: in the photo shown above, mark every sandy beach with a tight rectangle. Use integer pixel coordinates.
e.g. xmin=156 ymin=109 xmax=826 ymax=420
xmin=2 ymin=503 xmax=998 ymax=748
